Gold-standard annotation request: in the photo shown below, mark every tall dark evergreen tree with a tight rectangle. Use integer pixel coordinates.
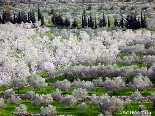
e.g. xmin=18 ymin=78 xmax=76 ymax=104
xmin=143 ymin=12 xmax=147 ymax=28
xmin=72 ymin=18 xmax=77 ymax=28
xmin=20 ymin=10 xmax=27 ymax=23
xmin=99 ymin=18 xmax=103 ymax=27
xmin=29 ymin=9 xmax=36 ymax=23
xmin=88 ymin=17 xmax=90 ymax=27
xmin=141 ymin=10 xmax=147 ymax=28
xmin=38 ymin=4 xmax=44 ymax=25
xmin=82 ymin=9 xmax=87 ymax=28
xmin=17 ymin=11 xmax=22 ymax=24
xmin=82 ymin=15 xmax=84 ymax=28
xmin=55 ymin=14 xmax=64 ymax=27
xmin=5 ymin=2 xmax=12 ymax=23
xmin=137 ymin=18 xmax=141 ymax=29
xmin=102 ymin=11 xmax=106 ymax=27
xmin=119 ymin=17 xmax=124 ymax=28
xmin=11 ymin=14 xmax=16 ymax=24
xmin=125 ymin=13 xmax=139 ymax=29
xmin=64 ymin=17 xmax=70 ymax=28
xmin=2 ymin=11 xmax=6 ymax=24
xmin=0 ymin=16 xmax=2 ymax=24
xmin=2 ymin=2 xmax=12 ymax=24
xmin=51 ymin=9 xmax=58 ymax=26
xmin=108 ymin=17 xmax=110 ymax=27
xmin=114 ymin=18 xmax=118 ymax=27
xmin=95 ymin=15 xmax=97 ymax=28
xmin=28 ymin=12 xmax=30 ymax=23
xmin=89 ymin=12 xmax=94 ymax=28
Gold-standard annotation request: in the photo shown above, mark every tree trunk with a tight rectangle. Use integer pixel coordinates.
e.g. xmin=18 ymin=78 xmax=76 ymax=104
xmin=18 ymin=88 xmax=19 ymax=94
xmin=113 ymin=90 xmax=116 ymax=95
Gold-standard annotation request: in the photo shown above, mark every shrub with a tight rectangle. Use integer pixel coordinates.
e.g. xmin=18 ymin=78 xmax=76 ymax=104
xmin=81 ymin=80 xmax=95 ymax=91
xmin=0 ymin=98 xmax=6 ymax=109
xmin=15 ymin=104 xmax=27 ymax=113
xmin=42 ymin=94 xmax=53 ymax=105
xmin=98 ymin=93 xmax=123 ymax=114
xmin=104 ymin=76 xmax=126 ymax=95
xmin=72 ymin=88 xmax=88 ymax=101
xmin=31 ymin=94 xmax=44 ymax=107
xmin=124 ymin=98 xmax=132 ymax=109
xmin=29 ymin=74 xmax=47 ymax=91
xmin=129 ymin=73 xmax=153 ymax=92
xmin=90 ymin=94 xmax=98 ymax=107
xmin=25 ymin=91 xmax=36 ymax=100
xmin=98 ymin=113 xmax=104 ymax=116
xmin=59 ymin=95 xmax=77 ymax=109
xmin=131 ymin=90 xmax=143 ymax=103
xmin=51 ymin=88 xmax=62 ymax=102
xmin=92 ymin=77 xmax=104 ymax=87
xmin=40 ymin=105 xmax=56 ymax=115
xmin=78 ymin=102 xmax=87 ymax=111
xmin=4 ymin=89 xmax=15 ymax=98
xmin=151 ymin=91 xmax=155 ymax=107
xmin=7 ymin=95 xmax=21 ymax=105
xmin=138 ymin=105 xmax=146 ymax=112
xmin=53 ymin=79 xmax=71 ymax=92
xmin=9 ymin=77 xmax=27 ymax=94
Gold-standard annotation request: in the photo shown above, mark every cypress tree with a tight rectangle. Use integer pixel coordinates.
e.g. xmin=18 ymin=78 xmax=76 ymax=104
xmin=17 ymin=11 xmax=22 ymax=24
xmin=12 ymin=14 xmax=16 ymax=24
xmin=114 ymin=18 xmax=118 ymax=27
xmin=29 ymin=9 xmax=36 ymax=24
xmin=82 ymin=15 xmax=84 ymax=28
xmin=31 ymin=10 xmax=36 ymax=23
xmin=119 ymin=17 xmax=124 ymax=28
xmin=55 ymin=14 xmax=64 ymax=28
xmin=72 ymin=18 xmax=77 ymax=28
xmin=51 ymin=9 xmax=58 ymax=26
xmin=0 ymin=16 xmax=2 ymax=24
xmin=99 ymin=19 xmax=103 ymax=27
xmin=125 ymin=13 xmax=139 ymax=29
xmin=140 ymin=10 xmax=147 ymax=28
xmin=82 ymin=9 xmax=87 ymax=28
xmin=89 ymin=12 xmax=94 ymax=28
xmin=95 ymin=15 xmax=97 ymax=28
xmin=143 ymin=11 xmax=147 ymax=28
xmin=28 ymin=12 xmax=30 ymax=23
xmin=20 ymin=10 xmax=27 ymax=23
xmin=2 ymin=2 xmax=12 ymax=24
xmin=2 ymin=11 xmax=6 ymax=24
xmin=141 ymin=10 xmax=144 ymax=28
xmin=88 ymin=17 xmax=90 ymax=27
xmin=108 ymin=17 xmax=110 ymax=27
xmin=5 ymin=2 xmax=12 ymax=23
xmin=102 ymin=11 xmax=106 ymax=27
xmin=137 ymin=18 xmax=141 ymax=29
xmin=64 ymin=17 xmax=70 ymax=28
xmin=125 ymin=14 xmax=131 ymax=29
xmin=38 ymin=4 xmax=44 ymax=25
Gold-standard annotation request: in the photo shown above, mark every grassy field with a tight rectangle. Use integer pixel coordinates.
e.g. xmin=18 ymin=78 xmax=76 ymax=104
xmin=0 ymin=79 xmax=155 ymax=116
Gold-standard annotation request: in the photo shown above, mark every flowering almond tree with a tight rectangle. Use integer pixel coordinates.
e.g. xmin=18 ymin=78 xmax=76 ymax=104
xmin=129 ymin=73 xmax=153 ymax=92
xmin=104 ymin=76 xmax=126 ymax=95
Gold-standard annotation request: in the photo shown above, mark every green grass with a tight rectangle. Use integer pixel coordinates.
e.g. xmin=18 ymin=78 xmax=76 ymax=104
xmin=0 ymin=86 xmax=10 ymax=92
xmin=45 ymin=76 xmax=66 ymax=83
xmin=14 ymin=86 xmax=56 ymax=95
xmin=1 ymin=98 xmax=155 ymax=116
